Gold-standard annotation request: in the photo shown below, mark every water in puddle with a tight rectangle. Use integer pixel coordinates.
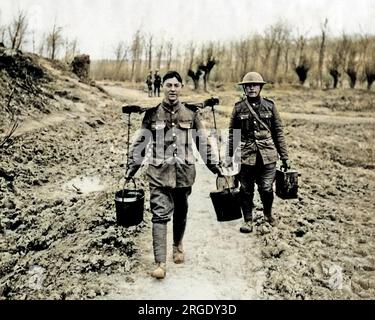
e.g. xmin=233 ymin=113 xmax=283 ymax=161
xmin=64 ymin=176 xmax=105 ymax=194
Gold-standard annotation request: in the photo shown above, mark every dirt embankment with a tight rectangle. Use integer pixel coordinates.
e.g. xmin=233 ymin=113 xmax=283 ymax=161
xmin=1 ymin=48 xmax=374 ymax=300
xmin=0 ymin=48 xmax=148 ymax=299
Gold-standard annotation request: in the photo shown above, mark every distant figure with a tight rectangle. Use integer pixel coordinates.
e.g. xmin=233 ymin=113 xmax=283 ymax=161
xmin=226 ymin=71 xmax=290 ymax=233
xmin=146 ymin=70 xmax=153 ymax=97
xmin=153 ymin=70 xmax=162 ymax=97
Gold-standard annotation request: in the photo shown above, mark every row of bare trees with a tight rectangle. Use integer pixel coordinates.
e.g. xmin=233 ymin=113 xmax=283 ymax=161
xmin=1 ymin=10 xmax=374 ymax=90
xmin=92 ymin=22 xmax=375 ymax=90
xmin=0 ymin=10 xmax=79 ymax=62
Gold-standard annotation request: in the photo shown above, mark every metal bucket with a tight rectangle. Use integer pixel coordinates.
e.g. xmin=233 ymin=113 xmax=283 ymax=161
xmin=275 ymin=169 xmax=299 ymax=199
xmin=115 ymin=178 xmax=144 ymax=227
xmin=210 ymin=177 xmax=242 ymax=222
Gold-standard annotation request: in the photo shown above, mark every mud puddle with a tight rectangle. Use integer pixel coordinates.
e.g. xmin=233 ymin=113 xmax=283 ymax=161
xmin=63 ymin=176 xmax=106 ymax=194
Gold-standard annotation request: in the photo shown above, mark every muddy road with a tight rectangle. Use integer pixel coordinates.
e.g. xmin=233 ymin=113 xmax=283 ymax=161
xmin=1 ymin=58 xmax=374 ymax=300
xmin=104 ymin=163 xmax=264 ymax=300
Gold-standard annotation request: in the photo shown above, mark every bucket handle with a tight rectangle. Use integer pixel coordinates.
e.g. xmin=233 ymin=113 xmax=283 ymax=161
xmin=122 ymin=177 xmax=137 ymax=190
xmin=119 ymin=177 xmax=138 ymax=203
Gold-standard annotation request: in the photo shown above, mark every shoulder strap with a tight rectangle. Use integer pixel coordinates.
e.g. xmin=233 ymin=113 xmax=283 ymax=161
xmin=244 ymin=99 xmax=271 ymax=133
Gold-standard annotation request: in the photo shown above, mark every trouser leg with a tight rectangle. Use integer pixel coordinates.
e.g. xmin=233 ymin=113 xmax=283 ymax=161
xmin=256 ymin=162 xmax=276 ymax=219
xmin=152 ymin=222 xmax=167 ymax=263
xmin=238 ymin=165 xmax=256 ymax=222
xmin=150 ymin=187 xmax=174 ymax=263
xmin=172 ymin=187 xmax=192 ymax=247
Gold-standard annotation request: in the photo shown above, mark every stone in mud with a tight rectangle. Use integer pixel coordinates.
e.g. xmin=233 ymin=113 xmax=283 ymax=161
xmin=4 ymin=200 xmax=16 ymax=210
xmin=87 ymin=289 xmax=97 ymax=299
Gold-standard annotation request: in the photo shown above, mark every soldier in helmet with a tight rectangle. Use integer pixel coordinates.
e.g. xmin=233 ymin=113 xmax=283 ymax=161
xmin=146 ymin=70 xmax=153 ymax=97
xmin=126 ymin=71 xmax=223 ymax=279
xmin=226 ymin=71 xmax=290 ymax=233
xmin=153 ymin=70 xmax=162 ymax=97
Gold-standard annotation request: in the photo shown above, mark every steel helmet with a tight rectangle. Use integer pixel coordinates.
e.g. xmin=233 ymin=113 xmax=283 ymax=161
xmin=238 ymin=72 xmax=267 ymax=85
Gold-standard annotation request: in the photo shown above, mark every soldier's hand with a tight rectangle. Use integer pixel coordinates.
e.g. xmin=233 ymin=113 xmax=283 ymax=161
xmin=281 ymin=159 xmax=291 ymax=172
xmin=212 ymin=166 xmax=224 ymax=177
xmin=124 ymin=170 xmax=134 ymax=182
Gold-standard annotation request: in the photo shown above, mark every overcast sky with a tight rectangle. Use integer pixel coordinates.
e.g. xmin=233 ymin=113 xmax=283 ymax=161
xmin=1 ymin=0 xmax=375 ymax=59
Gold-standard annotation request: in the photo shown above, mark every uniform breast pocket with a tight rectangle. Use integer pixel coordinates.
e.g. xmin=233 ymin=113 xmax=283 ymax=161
xmin=238 ymin=114 xmax=250 ymax=130
xmin=178 ymin=120 xmax=193 ymax=129
xmin=259 ymin=111 xmax=272 ymax=128
xmin=178 ymin=120 xmax=193 ymax=144
xmin=259 ymin=111 xmax=272 ymax=119
xmin=151 ymin=121 xmax=166 ymax=131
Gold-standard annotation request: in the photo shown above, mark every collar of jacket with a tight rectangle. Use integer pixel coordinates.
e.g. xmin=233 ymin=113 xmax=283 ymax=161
xmin=161 ymin=100 xmax=181 ymax=114
xmin=246 ymin=95 xmax=261 ymax=105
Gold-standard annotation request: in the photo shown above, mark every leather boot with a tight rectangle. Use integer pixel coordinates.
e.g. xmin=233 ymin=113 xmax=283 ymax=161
xmin=239 ymin=188 xmax=254 ymax=233
xmin=260 ymin=191 xmax=276 ymax=226
xmin=151 ymin=262 xmax=166 ymax=279
xmin=151 ymin=223 xmax=167 ymax=279
xmin=240 ymin=219 xmax=253 ymax=233
xmin=172 ymin=244 xmax=184 ymax=264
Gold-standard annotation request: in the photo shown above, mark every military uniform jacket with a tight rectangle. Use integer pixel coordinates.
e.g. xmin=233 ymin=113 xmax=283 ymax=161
xmin=127 ymin=101 xmax=219 ymax=188
xmin=146 ymin=75 xmax=153 ymax=85
xmin=154 ymin=75 xmax=162 ymax=86
xmin=228 ymin=97 xmax=288 ymax=165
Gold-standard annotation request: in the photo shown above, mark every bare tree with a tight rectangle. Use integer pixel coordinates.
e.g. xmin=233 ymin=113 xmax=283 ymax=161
xmin=8 ymin=10 xmax=28 ymax=50
xmin=283 ymin=34 xmax=292 ymax=79
xmin=198 ymin=44 xmax=217 ymax=92
xmin=342 ymin=35 xmax=359 ymax=88
xmin=113 ymin=41 xmax=128 ymax=78
xmin=271 ymin=23 xmax=290 ymax=82
xmin=174 ymin=47 xmax=182 ymax=72
xmin=262 ymin=25 xmax=277 ymax=77
xmin=70 ymin=38 xmax=78 ymax=59
xmin=47 ymin=23 xmax=63 ymax=60
xmin=235 ymin=38 xmax=251 ymax=79
xmin=130 ymin=29 xmax=143 ymax=82
xmin=156 ymin=42 xmax=163 ymax=70
xmin=38 ymin=33 xmax=46 ymax=57
xmin=364 ymin=36 xmax=375 ymax=90
xmin=186 ymin=41 xmax=196 ymax=70
xmin=165 ymin=40 xmax=173 ymax=70
xmin=346 ymin=48 xmax=358 ymax=88
xmin=146 ymin=34 xmax=153 ymax=71
xmin=64 ymin=38 xmax=78 ymax=62
xmin=327 ymin=35 xmax=351 ymax=89
xmin=188 ymin=69 xmax=203 ymax=90
xmin=318 ymin=19 xmax=328 ymax=88
xmin=293 ymin=34 xmax=311 ymax=85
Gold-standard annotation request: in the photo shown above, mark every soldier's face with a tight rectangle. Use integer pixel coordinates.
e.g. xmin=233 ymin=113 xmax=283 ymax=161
xmin=243 ymin=84 xmax=262 ymax=98
xmin=163 ymin=77 xmax=183 ymax=103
